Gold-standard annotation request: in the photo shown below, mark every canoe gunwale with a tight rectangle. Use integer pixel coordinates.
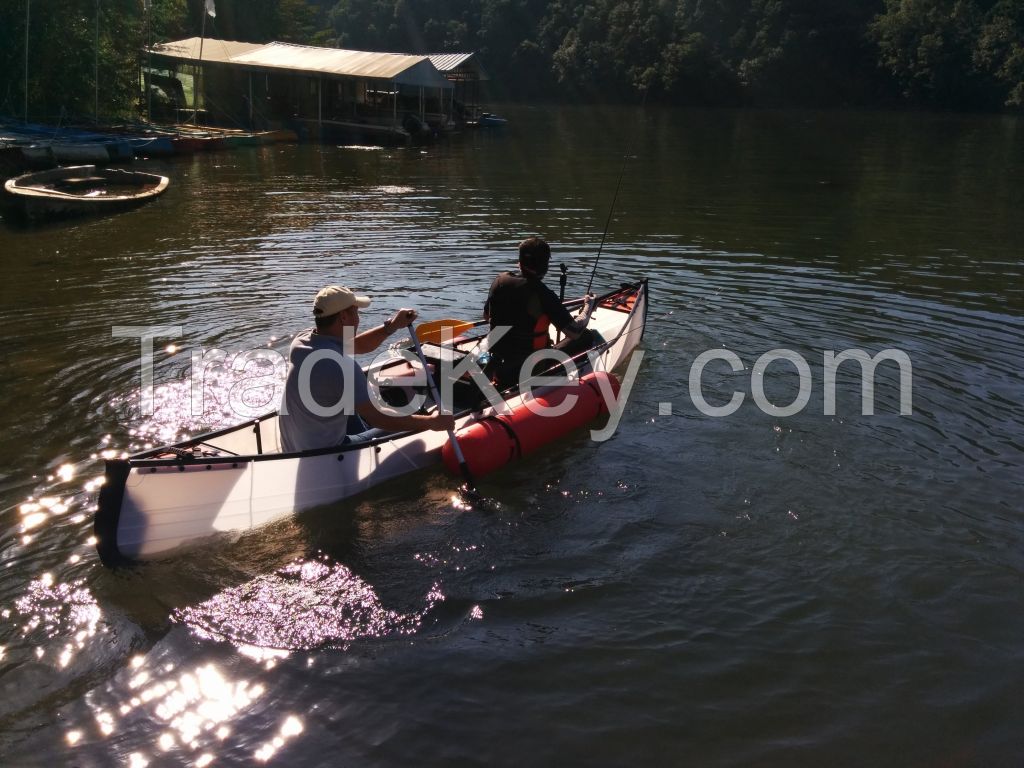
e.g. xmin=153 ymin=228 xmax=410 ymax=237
xmin=117 ymin=280 xmax=647 ymax=470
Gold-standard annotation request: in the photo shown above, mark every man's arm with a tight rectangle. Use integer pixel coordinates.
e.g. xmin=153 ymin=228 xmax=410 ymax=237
xmin=353 ymin=308 xmax=417 ymax=354
xmin=356 ymin=400 xmax=455 ymax=433
xmin=483 ymin=278 xmax=497 ymax=321
xmin=545 ymin=290 xmax=594 ymax=340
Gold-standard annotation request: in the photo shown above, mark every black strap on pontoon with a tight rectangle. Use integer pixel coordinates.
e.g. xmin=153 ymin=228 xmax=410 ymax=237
xmin=484 ymin=414 xmax=524 ymax=460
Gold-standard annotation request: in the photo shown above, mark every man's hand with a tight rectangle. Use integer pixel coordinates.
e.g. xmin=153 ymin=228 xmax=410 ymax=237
xmin=357 ymin=308 xmax=420 ymax=353
xmin=578 ymin=293 xmax=596 ymax=320
xmin=428 ymin=413 xmax=456 ymax=432
xmin=357 ymin=402 xmax=456 ymax=433
xmin=387 ymin=308 xmax=418 ymax=331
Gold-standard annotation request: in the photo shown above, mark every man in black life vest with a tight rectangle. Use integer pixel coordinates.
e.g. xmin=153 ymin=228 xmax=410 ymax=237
xmin=483 ymin=236 xmax=597 ymax=389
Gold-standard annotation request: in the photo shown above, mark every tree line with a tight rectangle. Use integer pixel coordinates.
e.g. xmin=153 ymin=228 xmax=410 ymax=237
xmin=1 ymin=0 xmax=1022 ymax=121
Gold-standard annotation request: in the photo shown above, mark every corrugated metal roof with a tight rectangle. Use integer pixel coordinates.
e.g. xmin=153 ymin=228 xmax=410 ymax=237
xmin=234 ymin=43 xmax=451 ymax=88
xmin=428 ymin=52 xmax=488 ymax=81
xmin=151 ymin=38 xmax=453 ymax=89
xmin=150 ymin=38 xmax=263 ymax=65
xmin=427 ymin=53 xmax=476 ymax=72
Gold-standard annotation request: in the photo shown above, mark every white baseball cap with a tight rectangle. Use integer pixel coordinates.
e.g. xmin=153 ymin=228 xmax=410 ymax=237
xmin=313 ymin=285 xmax=371 ymax=317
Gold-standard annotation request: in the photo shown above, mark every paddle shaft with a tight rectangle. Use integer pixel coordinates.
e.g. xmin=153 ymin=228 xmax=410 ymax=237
xmin=406 ymin=327 xmax=476 ymax=489
xmin=557 ymin=264 xmax=568 ymax=344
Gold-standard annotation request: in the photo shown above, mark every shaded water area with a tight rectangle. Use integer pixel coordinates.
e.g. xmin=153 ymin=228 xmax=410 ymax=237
xmin=1 ymin=105 xmax=1022 ymax=765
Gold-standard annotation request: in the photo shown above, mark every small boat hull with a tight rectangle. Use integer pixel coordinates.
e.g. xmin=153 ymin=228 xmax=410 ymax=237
xmin=473 ymin=112 xmax=508 ymax=128
xmin=301 ymin=118 xmax=412 ymax=146
xmin=51 ymin=142 xmax=115 ymax=165
xmin=4 ymin=164 xmax=169 ymax=222
xmin=20 ymin=144 xmax=56 ymax=169
xmin=128 ymin=135 xmax=176 ymax=158
xmin=170 ymin=136 xmax=203 ymax=153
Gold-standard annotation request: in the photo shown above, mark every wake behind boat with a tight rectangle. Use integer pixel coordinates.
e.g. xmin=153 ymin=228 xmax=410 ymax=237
xmin=3 ymin=164 xmax=169 ymax=221
xmin=95 ymin=280 xmax=648 ymax=565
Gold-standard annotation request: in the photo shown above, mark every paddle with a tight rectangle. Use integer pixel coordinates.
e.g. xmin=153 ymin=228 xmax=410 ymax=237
xmin=415 ymin=318 xmax=475 ymax=345
xmin=406 ymin=326 xmax=482 ymax=502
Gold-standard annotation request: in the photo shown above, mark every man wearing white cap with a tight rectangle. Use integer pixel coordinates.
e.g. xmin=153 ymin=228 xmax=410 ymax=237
xmin=279 ymin=285 xmax=455 ymax=453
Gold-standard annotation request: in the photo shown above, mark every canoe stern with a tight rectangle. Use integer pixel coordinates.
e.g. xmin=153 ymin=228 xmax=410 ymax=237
xmin=95 ymin=459 xmax=132 ymax=566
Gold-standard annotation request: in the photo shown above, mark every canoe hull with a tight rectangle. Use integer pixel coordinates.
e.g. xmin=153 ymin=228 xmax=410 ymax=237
xmin=95 ymin=280 xmax=648 ymax=564
xmin=99 ymin=423 xmax=449 ymax=562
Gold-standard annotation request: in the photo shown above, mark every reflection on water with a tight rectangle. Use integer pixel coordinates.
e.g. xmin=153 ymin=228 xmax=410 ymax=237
xmin=176 ymin=556 xmax=444 ymax=651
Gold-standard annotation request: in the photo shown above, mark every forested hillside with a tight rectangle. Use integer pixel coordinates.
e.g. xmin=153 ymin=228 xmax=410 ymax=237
xmin=2 ymin=0 xmax=1022 ymax=120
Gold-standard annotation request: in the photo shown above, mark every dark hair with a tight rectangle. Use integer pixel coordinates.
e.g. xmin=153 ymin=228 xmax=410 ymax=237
xmin=314 ymin=312 xmax=339 ymax=330
xmin=518 ymin=236 xmax=551 ymax=278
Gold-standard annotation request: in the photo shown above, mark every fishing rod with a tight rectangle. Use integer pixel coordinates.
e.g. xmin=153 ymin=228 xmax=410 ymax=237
xmin=556 ymin=262 xmax=568 ymax=343
xmin=585 ymin=88 xmax=648 ymax=295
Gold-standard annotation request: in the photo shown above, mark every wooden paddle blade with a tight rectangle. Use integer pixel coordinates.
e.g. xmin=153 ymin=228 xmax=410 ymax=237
xmin=415 ymin=318 xmax=475 ymax=345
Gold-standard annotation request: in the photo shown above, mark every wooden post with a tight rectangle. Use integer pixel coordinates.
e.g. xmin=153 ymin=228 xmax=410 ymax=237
xmin=94 ymin=0 xmax=100 ymax=122
xmin=194 ymin=11 xmax=206 ymax=124
xmin=23 ymin=0 xmax=29 ymax=123
xmin=145 ymin=1 xmax=152 ymax=122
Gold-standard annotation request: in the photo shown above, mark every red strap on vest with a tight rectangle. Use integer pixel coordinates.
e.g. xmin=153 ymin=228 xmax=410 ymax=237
xmin=532 ymin=314 xmax=550 ymax=349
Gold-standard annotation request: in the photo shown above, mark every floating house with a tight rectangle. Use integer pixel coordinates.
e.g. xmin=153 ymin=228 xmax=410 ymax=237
xmin=147 ymin=38 xmax=460 ymax=145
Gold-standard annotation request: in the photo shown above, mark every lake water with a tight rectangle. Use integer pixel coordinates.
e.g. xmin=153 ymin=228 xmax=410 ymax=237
xmin=1 ymin=105 xmax=1022 ymax=765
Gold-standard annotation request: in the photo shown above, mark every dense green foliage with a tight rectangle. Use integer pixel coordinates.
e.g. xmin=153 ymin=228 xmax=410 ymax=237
xmin=1 ymin=0 xmax=1022 ymax=121
xmin=0 ymin=0 xmax=320 ymax=120
xmin=318 ymin=0 xmax=1024 ymax=109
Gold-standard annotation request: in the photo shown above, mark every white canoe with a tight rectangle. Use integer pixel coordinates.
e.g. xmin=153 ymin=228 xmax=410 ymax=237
xmin=95 ymin=280 xmax=648 ymax=564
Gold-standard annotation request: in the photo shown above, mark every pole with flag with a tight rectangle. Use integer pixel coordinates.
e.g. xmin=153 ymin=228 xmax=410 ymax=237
xmin=94 ymin=0 xmax=100 ymax=123
xmin=24 ymin=0 xmax=30 ymax=123
xmin=195 ymin=0 xmax=215 ymax=123
xmin=144 ymin=0 xmax=151 ymax=121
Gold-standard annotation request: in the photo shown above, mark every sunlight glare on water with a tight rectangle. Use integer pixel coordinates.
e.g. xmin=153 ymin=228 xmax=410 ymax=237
xmin=13 ymin=573 xmax=103 ymax=670
xmin=175 ymin=556 xmax=445 ymax=651
xmin=75 ymin=654 xmax=276 ymax=764
xmin=105 ymin=346 xmax=289 ymax=449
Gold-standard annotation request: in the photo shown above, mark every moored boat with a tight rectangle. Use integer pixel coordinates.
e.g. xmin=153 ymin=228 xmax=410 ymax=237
xmin=170 ymin=135 xmax=216 ymax=153
xmin=127 ymin=135 xmax=176 ymax=158
xmin=94 ymin=280 xmax=648 ymax=564
xmin=51 ymin=141 xmax=118 ymax=165
xmin=20 ymin=144 xmax=56 ymax=169
xmin=226 ymin=129 xmax=299 ymax=146
xmin=4 ymin=165 xmax=169 ymax=221
xmin=474 ymin=112 xmax=507 ymax=128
